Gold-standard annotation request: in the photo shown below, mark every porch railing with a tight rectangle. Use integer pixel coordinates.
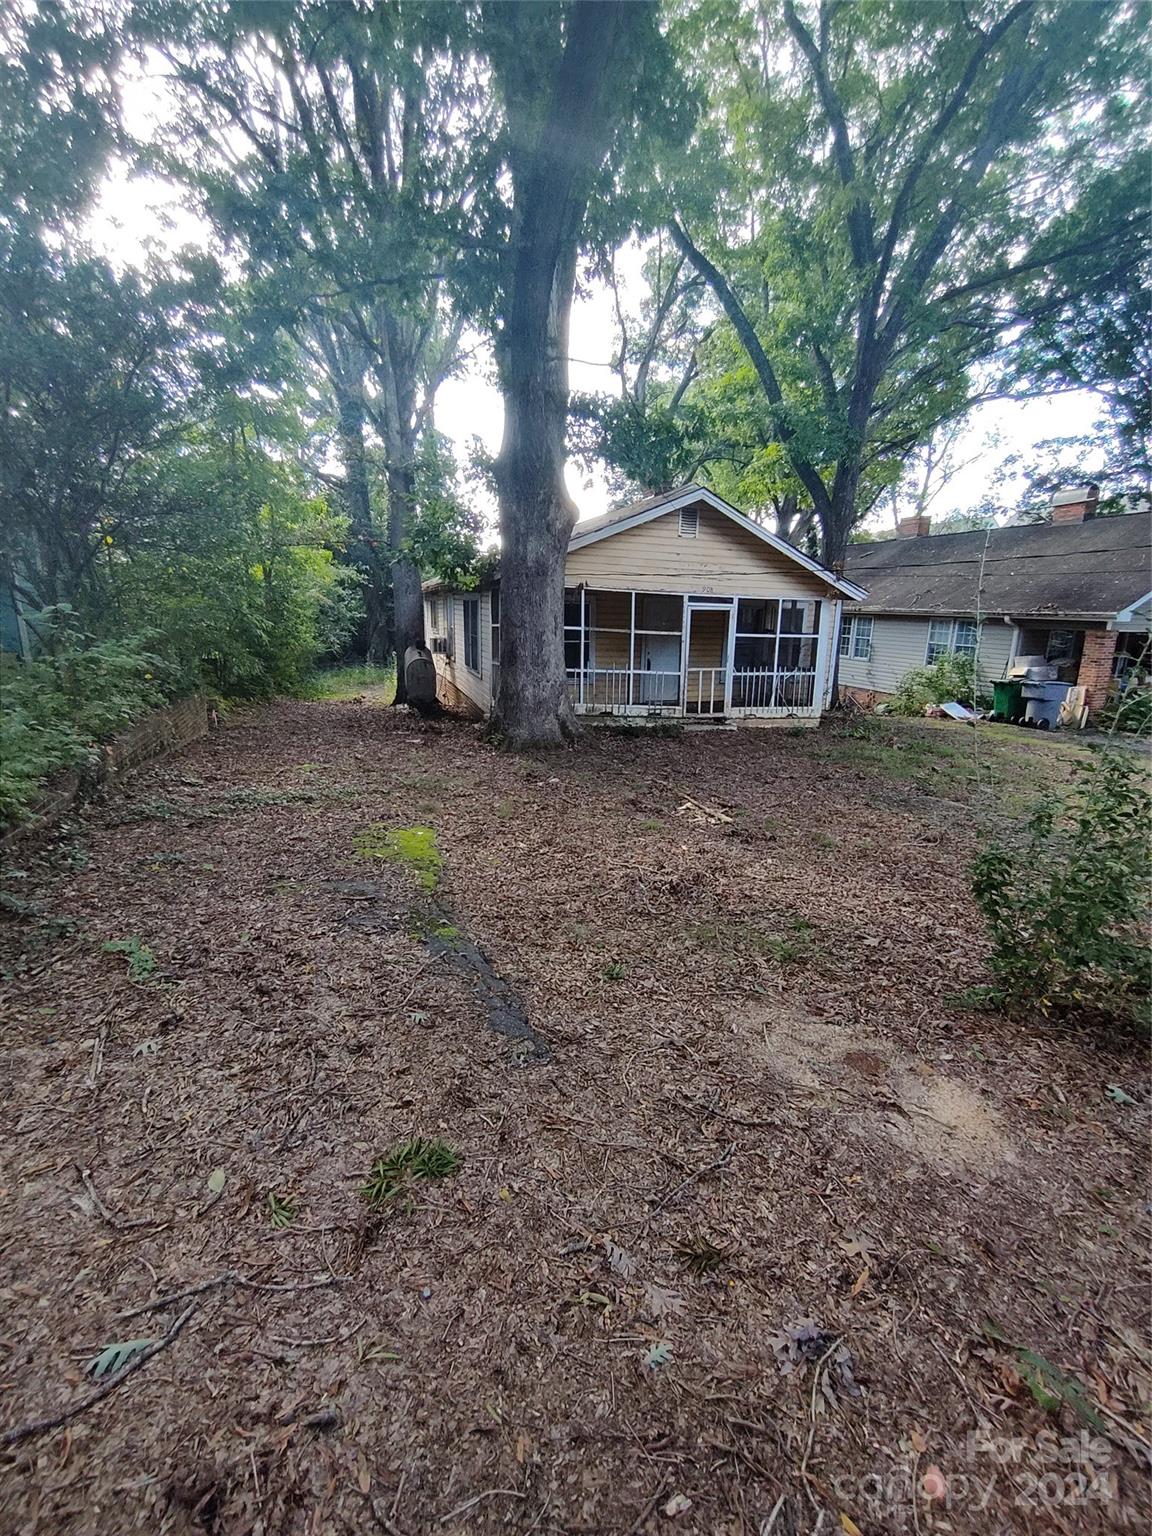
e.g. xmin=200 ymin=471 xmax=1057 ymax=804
xmin=731 ymin=668 xmax=817 ymax=712
xmin=566 ymin=668 xmax=681 ymax=712
xmin=685 ymin=667 xmax=726 ymax=714
xmin=564 ymin=664 xmax=819 ymax=715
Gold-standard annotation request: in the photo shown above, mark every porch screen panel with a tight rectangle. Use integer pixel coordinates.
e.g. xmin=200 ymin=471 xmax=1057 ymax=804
xmin=731 ymin=598 xmax=822 ymax=710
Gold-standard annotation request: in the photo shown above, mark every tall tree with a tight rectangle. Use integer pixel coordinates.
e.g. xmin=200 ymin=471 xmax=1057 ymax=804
xmin=471 ymin=0 xmax=678 ymax=746
xmin=139 ymin=0 xmax=487 ymax=693
xmin=656 ymin=0 xmax=1148 ymax=566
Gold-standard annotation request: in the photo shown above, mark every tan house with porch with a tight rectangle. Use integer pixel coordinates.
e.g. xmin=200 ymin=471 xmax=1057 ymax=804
xmin=423 ymin=486 xmax=866 ymax=726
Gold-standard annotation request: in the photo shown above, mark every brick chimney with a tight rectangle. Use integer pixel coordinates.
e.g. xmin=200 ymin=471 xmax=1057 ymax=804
xmin=1050 ymin=484 xmax=1100 ymax=524
xmin=896 ymin=514 xmax=931 ymax=538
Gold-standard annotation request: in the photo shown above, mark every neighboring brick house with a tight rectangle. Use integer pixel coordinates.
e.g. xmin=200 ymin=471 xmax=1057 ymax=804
xmin=839 ymin=488 xmax=1152 ymax=715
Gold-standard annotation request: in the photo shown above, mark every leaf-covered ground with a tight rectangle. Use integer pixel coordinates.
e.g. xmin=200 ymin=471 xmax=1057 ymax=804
xmin=1 ymin=700 xmax=1148 ymax=1535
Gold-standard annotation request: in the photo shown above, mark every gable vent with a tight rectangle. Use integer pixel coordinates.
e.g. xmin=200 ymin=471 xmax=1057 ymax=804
xmin=678 ymin=507 xmax=699 ymax=538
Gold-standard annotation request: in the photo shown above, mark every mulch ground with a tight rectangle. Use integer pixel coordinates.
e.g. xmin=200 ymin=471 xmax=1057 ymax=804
xmin=1 ymin=700 xmax=1148 ymax=1536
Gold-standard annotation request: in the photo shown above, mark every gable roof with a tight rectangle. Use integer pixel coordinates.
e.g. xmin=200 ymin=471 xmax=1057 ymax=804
xmin=843 ymin=513 xmax=1152 ymax=621
xmin=570 ymin=485 xmax=867 ymax=599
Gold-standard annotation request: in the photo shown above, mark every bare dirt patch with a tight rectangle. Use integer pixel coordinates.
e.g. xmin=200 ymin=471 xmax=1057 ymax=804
xmin=1 ymin=704 xmax=1148 ymax=1535
xmin=752 ymin=1004 xmax=1015 ymax=1172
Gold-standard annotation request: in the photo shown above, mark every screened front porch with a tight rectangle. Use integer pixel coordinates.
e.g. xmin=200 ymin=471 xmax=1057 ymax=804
xmin=563 ymin=589 xmax=828 ymax=720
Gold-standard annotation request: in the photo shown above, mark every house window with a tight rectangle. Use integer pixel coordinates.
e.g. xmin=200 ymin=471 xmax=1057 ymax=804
xmin=840 ymin=615 xmax=873 ymax=661
xmin=926 ymin=619 xmax=954 ymax=664
xmin=926 ymin=618 xmax=977 ymax=664
xmin=490 ymin=587 xmax=500 ymax=671
xmin=678 ymin=508 xmax=699 ymax=538
xmin=463 ymin=596 xmax=481 ymax=674
xmin=1045 ymin=629 xmax=1077 ymax=665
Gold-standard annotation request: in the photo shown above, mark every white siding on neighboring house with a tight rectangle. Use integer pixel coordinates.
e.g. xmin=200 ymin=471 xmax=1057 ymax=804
xmin=425 ymin=591 xmax=496 ymax=716
xmin=839 ymin=615 xmax=1016 ymax=694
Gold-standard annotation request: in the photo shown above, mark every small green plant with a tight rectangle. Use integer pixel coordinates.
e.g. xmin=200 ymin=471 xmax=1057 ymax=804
xmin=102 ymin=936 xmax=158 ymax=982
xmin=266 ymin=1192 xmax=297 ymax=1229
xmin=971 ymin=749 xmax=1151 ymax=1026
xmin=355 ymin=824 xmax=441 ymax=890
xmin=888 ymin=652 xmax=984 ymax=714
xmin=361 ymin=1136 xmax=461 ymax=1208
xmin=602 ymin=959 xmax=627 ymax=980
xmin=1098 ymin=688 xmax=1152 ymax=737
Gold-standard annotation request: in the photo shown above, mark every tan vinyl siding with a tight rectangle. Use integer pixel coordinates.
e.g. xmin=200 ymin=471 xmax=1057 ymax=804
xmin=590 ymin=628 xmax=631 ymax=668
xmin=686 ymin=609 xmax=728 ymax=667
xmin=839 ymin=615 xmax=1017 ymax=694
xmin=566 ymin=506 xmax=827 ymax=597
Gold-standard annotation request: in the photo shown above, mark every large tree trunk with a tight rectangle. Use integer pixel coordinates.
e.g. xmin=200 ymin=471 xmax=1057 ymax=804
xmin=333 ymin=386 xmax=390 ymax=663
xmin=491 ymin=0 xmax=649 ymax=748
xmin=492 ymin=240 xmax=581 ymax=747
xmin=386 ymin=455 xmax=423 ymax=708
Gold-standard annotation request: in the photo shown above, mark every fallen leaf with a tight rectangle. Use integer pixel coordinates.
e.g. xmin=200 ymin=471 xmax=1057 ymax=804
xmin=1105 ymin=1084 xmax=1136 ymax=1106
xmin=644 ymin=1341 xmax=672 ymax=1369
xmin=850 ymin=1267 xmax=870 ymax=1298
xmin=839 ymin=1514 xmax=863 ymax=1536
xmin=643 ymin=1283 xmax=686 ymax=1321
xmin=910 ymin=1427 xmax=928 ymax=1454
xmin=664 ymin=1493 xmax=692 ymax=1517
xmin=86 ymin=1338 xmax=159 ymax=1379
xmin=604 ymin=1240 xmax=637 ymax=1279
xmin=356 ymin=1451 xmax=371 ymax=1495
xmin=206 ymin=1167 xmax=226 ymax=1196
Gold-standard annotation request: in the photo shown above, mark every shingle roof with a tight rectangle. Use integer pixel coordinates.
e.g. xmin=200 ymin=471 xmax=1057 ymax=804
xmin=843 ymin=513 xmax=1152 ymax=620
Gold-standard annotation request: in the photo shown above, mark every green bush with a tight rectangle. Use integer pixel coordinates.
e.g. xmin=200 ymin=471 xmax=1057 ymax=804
xmin=0 ymin=609 xmax=174 ymax=823
xmin=1098 ymin=688 xmax=1152 ymax=737
xmin=971 ymin=749 xmax=1151 ymax=1027
xmin=887 ymin=651 xmax=984 ymax=714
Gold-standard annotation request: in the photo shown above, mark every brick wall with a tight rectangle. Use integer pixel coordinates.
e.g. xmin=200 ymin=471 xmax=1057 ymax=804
xmin=2 ymin=694 xmax=209 ymax=847
xmin=1076 ymin=630 xmax=1117 ymax=715
xmin=102 ymin=694 xmax=209 ymax=774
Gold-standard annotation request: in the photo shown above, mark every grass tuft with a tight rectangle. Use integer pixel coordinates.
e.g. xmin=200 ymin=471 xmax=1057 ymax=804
xmin=361 ymin=1137 xmax=461 ymax=1208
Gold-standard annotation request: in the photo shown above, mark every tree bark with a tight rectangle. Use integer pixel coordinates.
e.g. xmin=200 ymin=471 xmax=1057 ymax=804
xmin=490 ymin=0 xmax=652 ymax=748
xmin=333 ymin=387 xmax=390 ymax=662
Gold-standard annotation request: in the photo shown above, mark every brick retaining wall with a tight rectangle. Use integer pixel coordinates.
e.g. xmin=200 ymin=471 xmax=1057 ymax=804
xmin=1 ymin=694 xmax=209 ymax=847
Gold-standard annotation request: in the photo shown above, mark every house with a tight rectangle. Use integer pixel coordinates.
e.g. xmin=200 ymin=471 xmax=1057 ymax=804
xmin=422 ymin=485 xmax=866 ymax=726
xmin=839 ymin=487 xmax=1152 ymax=714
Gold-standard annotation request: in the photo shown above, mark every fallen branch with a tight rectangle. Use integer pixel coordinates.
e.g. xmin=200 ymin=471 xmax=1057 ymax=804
xmin=622 ymin=1143 xmax=736 ymax=1230
xmin=116 ymin=1269 xmax=348 ymax=1321
xmin=1 ymin=1303 xmax=197 ymax=1448
xmin=75 ymin=1164 xmax=162 ymax=1231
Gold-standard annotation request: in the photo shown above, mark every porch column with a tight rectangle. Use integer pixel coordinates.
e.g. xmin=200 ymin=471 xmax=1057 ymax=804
xmin=1078 ymin=629 xmax=1118 ymax=715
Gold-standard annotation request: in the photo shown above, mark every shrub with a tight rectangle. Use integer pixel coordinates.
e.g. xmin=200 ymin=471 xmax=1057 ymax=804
xmin=888 ymin=652 xmax=983 ymax=714
xmin=1098 ymin=689 xmax=1152 ymax=737
xmin=0 ymin=610 xmax=175 ymax=823
xmin=971 ymin=749 xmax=1151 ymax=1027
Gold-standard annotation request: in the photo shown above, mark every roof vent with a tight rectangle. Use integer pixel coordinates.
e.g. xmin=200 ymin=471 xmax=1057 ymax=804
xmin=678 ymin=507 xmax=699 ymax=538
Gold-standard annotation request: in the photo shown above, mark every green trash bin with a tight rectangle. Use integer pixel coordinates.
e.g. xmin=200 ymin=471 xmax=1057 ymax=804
xmin=991 ymin=679 xmax=1024 ymax=723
